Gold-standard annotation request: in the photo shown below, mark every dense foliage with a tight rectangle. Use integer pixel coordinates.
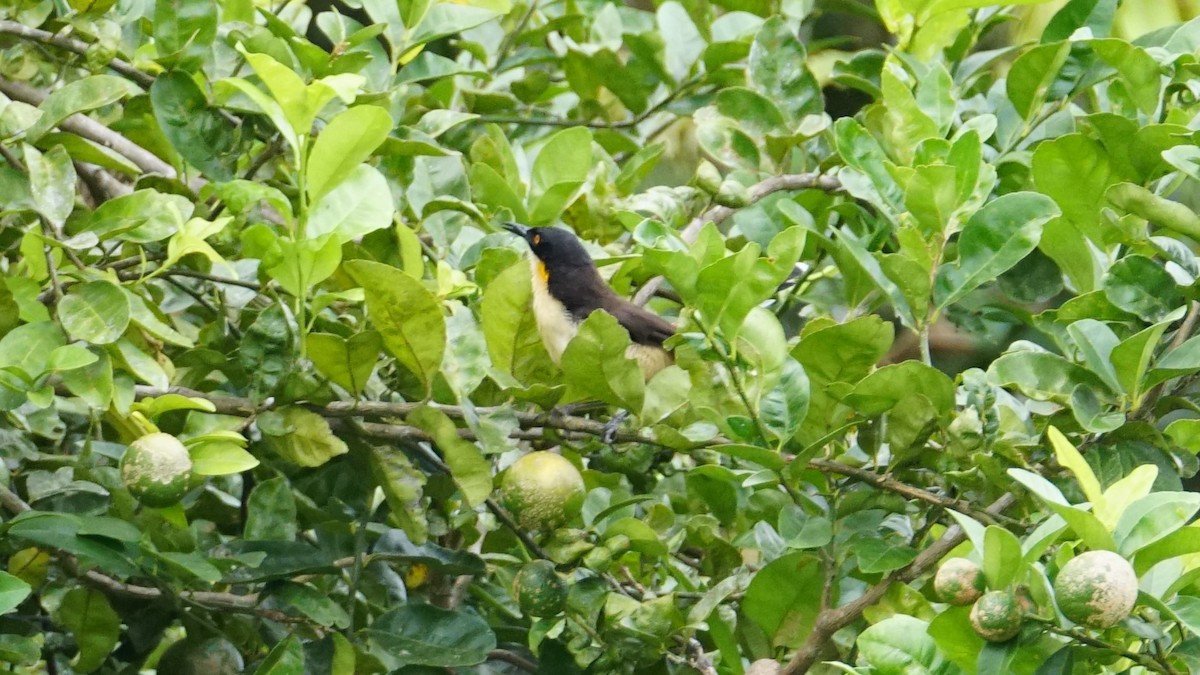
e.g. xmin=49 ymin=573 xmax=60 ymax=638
xmin=4 ymin=0 xmax=1200 ymax=672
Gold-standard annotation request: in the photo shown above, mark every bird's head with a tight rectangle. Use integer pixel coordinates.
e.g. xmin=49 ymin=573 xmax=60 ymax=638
xmin=503 ymin=222 xmax=594 ymax=270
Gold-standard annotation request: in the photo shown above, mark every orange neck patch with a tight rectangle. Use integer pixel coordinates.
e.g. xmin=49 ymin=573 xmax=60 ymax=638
xmin=535 ymin=260 xmax=550 ymax=284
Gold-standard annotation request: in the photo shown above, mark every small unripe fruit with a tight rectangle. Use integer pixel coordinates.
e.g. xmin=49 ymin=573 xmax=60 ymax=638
xmin=970 ymin=591 xmax=1022 ymax=642
xmin=934 ymin=557 xmax=984 ymax=606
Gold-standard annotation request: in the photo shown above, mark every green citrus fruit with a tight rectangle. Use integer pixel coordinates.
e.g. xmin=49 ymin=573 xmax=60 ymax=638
xmin=500 ymin=452 xmax=585 ymax=531
xmin=934 ymin=557 xmax=985 ymax=606
xmin=156 ymin=637 xmax=243 ymax=675
xmin=120 ymin=433 xmax=193 ymax=508
xmin=970 ymin=591 xmax=1022 ymax=642
xmin=513 ymin=559 xmax=567 ymax=617
xmin=1053 ymin=550 xmax=1138 ymax=629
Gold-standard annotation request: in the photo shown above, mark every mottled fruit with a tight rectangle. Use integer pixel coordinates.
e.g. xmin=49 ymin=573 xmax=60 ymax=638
xmin=513 ymin=559 xmax=567 ymax=617
xmin=1053 ymin=550 xmax=1138 ymax=629
xmin=500 ymin=451 xmax=585 ymax=531
xmin=970 ymin=591 xmax=1022 ymax=642
xmin=121 ymin=433 xmax=193 ymax=507
xmin=934 ymin=557 xmax=984 ymax=606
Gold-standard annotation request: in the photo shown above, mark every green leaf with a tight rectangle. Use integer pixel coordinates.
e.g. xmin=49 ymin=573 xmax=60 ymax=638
xmin=657 ymin=1 xmax=704 ymax=83
xmin=1032 ymin=134 xmax=1115 ymax=243
xmin=793 ymin=315 xmax=894 ymax=385
xmin=1009 ymin=469 xmax=1116 ymax=550
xmin=150 ymin=71 xmax=239 ymax=181
xmin=258 ymin=406 xmax=349 ymax=467
xmin=47 ymin=344 xmax=98 ymax=372
xmin=0 ymin=571 xmax=31 ymax=615
xmin=1043 ymin=0 xmax=1118 ymax=41
xmin=1088 ymin=38 xmax=1162 ymax=116
xmin=362 ymin=604 xmax=496 ymax=669
xmin=934 ymin=192 xmax=1058 ymax=308
xmin=480 ymin=261 xmax=557 ymax=385
xmin=748 ymin=17 xmax=822 ymax=122
xmin=1113 ymin=491 xmax=1200 ymax=557
xmin=987 ymin=351 xmax=1110 ymax=402
xmin=759 ymin=357 xmax=810 ymax=443
xmin=1067 ymin=319 xmax=1121 ymax=393
xmin=852 ymin=537 xmax=918 ymax=573
xmin=270 ymin=582 xmax=351 ymax=629
xmin=615 ymin=143 xmax=664 ymax=195
xmin=26 ymin=75 xmax=140 ymax=141
xmin=84 ymin=188 xmax=193 ymax=243
xmin=982 ymin=525 xmax=1023 ymax=588
xmin=345 ymin=260 xmax=445 ymax=392
xmin=245 ymin=476 xmax=298 ymax=541
xmin=306 ymin=105 xmax=393 ymax=204
xmin=1049 ymin=426 xmax=1103 ymax=505
xmin=189 ymin=441 xmax=259 ymax=476
xmin=55 ymin=588 xmax=119 ymax=673
xmin=57 ymin=281 xmax=131 ymax=345
xmin=408 ymin=407 xmax=492 ymax=508
xmin=368 ymin=445 xmax=428 ymax=544
xmin=1102 ymin=255 xmax=1183 ymax=322
xmin=695 ymin=226 xmax=803 ymax=341
xmin=0 ymin=321 xmax=64 ymax=379
xmin=255 ymin=634 xmax=305 ymax=674
xmin=305 ymin=164 xmax=395 ymax=243
xmin=154 ymin=0 xmax=217 ymax=67
xmin=24 ymin=144 xmax=76 ymax=227
xmin=846 ymin=361 xmax=954 ymax=417
xmin=1109 ymin=318 xmax=1174 ymax=400
xmin=561 ymin=311 xmax=644 ymax=411
xmin=532 ymin=127 xmax=592 ymax=195
xmin=715 ymin=88 xmax=786 ymax=135
xmin=239 ymin=304 xmax=296 ymax=401
xmin=1106 ymin=182 xmax=1200 ymax=241
xmin=1007 ymin=41 xmax=1071 ymax=120
xmin=1167 ymin=418 xmax=1200 ymax=454
xmin=742 ymin=552 xmax=821 ymax=648
xmin=928 ymin=607 xmax=985 ymax=672
xmin=306 ymin=331 xmax=381 ymax=396
xmin=265 ymin=234 xmax=342 ymax=298
xmin=858 ymin=615 xmax=951 ymax=673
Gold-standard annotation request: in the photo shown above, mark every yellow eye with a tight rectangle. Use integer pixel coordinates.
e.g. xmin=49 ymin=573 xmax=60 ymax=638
xmin=532 ymin=234 xmax=541 ymax=245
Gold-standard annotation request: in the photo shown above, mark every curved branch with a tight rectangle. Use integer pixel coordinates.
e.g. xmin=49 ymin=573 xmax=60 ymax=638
xmin=0 ymin=77 xmax=177 ymax=178
xmin=632 ymin=172 xmax=842 ymax=306
xmin=808 ymin=459 xmax=1020 ymax=527
xmin=0 ymin=21 xmax=154 ymax=87
xmin=780 ymin=493 xmax=1017 ymax=674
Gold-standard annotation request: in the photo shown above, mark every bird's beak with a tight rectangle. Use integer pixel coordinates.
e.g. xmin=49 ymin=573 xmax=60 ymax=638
xmin=502 ymin=222 xmax=531 ymax=238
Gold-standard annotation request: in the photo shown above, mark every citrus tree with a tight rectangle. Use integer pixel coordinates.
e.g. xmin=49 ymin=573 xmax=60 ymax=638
xmin=3 ymin=0 xmax=1200 ymax=672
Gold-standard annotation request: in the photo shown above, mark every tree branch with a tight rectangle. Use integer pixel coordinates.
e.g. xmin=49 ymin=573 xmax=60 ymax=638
xmin=808 ymin=459 xmax=1020 ymax=527
xmin=0 ymin=21 xmax=153 ymax=87
xmin=780 ymin=493 xmax=1017 ymax=674
xmin=0 ymin=77 xmax=177 ymax=178
xmin=129 ymin=385 xmax=657 ymax=445
xmin=632 ymin=172 xmax=842 ymax=306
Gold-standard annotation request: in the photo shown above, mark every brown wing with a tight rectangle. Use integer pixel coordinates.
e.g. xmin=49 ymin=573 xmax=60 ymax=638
xmin=606 ymin=300 xmax=675 ymax=347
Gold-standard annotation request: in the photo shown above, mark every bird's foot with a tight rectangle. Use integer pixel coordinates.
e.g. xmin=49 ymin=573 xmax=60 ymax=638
xmin=602 ymin=410 xmax=630 ymax=445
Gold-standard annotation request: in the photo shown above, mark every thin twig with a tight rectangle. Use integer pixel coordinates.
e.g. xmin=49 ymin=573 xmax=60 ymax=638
xmin=809 ymin=459 xmax=1020 ymax=526
xmin=491 ymin=0 xmax=539 ymax=73
xmin=487 ymin=649 xmax=538 ymax=673
xmin=0 ymin=142 xmax=25 ymax=171
xmin=0 ymin=21 xmax=153 ymax=87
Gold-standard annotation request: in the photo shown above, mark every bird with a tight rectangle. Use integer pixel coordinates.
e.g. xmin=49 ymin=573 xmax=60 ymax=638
xmin=502 ymin=222 xmax=675 ymax=380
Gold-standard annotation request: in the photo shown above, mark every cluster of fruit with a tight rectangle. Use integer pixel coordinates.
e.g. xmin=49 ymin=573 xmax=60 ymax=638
xmin=934 ymin=550 xmax=1139 ymax=642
